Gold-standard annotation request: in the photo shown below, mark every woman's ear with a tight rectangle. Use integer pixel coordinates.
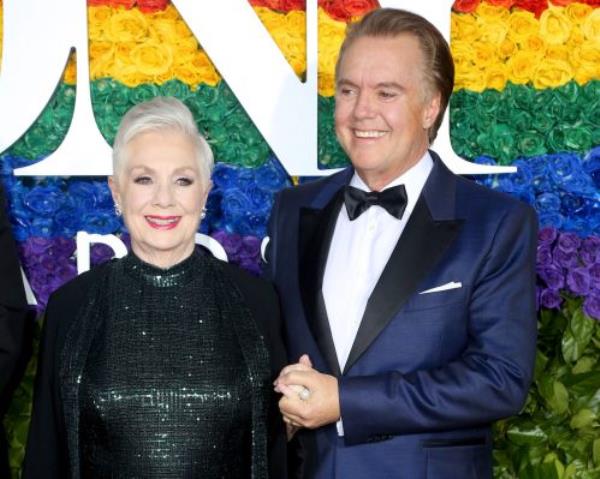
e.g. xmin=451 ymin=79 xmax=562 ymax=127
xmin=108 ymin=176 xmax=121 ymax=207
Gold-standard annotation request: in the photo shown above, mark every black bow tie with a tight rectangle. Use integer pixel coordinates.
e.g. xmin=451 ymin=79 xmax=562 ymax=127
xmin=344 ymin=185 xmax=408 ymax=221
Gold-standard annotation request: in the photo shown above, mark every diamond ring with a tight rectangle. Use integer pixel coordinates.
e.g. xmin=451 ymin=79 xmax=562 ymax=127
xmin=298 ymin=387 xmax=311 ymax=401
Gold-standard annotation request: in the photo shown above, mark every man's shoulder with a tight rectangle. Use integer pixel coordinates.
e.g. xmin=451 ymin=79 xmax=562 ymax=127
xmin=276 ymin=167 xmax=350 ymax=204
xmin=454 ymin=174 xmax=536 ymax=219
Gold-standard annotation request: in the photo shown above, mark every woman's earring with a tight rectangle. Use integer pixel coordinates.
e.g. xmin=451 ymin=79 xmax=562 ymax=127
xmin=114 ymin=203 xmax=122 ymax=217
xmin=200 ymin=207 xmax=207 ymax=220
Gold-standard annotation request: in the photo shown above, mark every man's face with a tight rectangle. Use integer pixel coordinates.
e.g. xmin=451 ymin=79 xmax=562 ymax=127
xmin=334 ymin=34 xmax=440 ymax=190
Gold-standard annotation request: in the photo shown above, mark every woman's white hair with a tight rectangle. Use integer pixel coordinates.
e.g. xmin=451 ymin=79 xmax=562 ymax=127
xmin=112 ymin=96 xmax=214 ymax=189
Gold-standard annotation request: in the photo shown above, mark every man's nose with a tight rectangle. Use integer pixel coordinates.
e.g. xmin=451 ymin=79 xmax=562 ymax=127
xmin=353 ymin=91 xmax=377 ymax=119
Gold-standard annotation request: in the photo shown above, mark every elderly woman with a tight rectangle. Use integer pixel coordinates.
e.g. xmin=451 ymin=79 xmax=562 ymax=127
xmin=23 ymin=97 xmax=286 ymax=478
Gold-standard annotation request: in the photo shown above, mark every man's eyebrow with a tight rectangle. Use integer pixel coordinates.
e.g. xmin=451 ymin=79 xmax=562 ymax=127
xmin=375 ymin=82 xmax=404 ymax=90
xmin=336 ymin=79 xmax=358 ymax=88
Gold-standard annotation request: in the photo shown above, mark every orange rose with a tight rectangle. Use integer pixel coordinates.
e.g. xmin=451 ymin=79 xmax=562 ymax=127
xmin=487 ymin=0 xmax=515 ymax=7
xmin=453 ymin=0 xmax=481 ymax=13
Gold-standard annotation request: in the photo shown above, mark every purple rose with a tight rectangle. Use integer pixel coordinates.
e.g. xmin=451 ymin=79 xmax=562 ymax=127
xmin=583 ymin=293 xmax=600 ymax=320
xmin=238 ymin=236 xmax=261 ymax=260
xmin=566 ymin=267 xmax=591 ymax=296
xmin=91 ymin=243 xmax=115 ymax=265
xmin=538 ymin=265 xmax=565 ymax=290
xmin=589 ymin=263 xmax=600 ymax=292
xmin=536 ymin=244 xmax=553 ymax=268
xmin=213 ymin=231 xmax=242 ymax=257
xmin=23 ymin=237 xmax=52 ymax=256
xmin=48 ymin=237 xmax=76 ymax=259
xmin=540 ymin=288 xmax=562 ymax=309
xmin=581 ymin=236 xmax=600 ymax=265
xmin=538 ymin=228 xmax=558 ymax=245
xmin=553 ymin=247 xmax=578 ymax=269
xmin=557 ymin=232 xmax=581 ymax=253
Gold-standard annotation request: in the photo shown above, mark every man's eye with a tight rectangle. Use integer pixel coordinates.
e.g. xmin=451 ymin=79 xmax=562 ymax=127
xmin=176 ymin=177 xmax=194 ymax=186
xmin=379 ymin=91 xmax=396 ymax=99
xmin=338 ymin=88 xmax=355 ymax=97
xmin=134 ymin=176 xmax=152 ymax=185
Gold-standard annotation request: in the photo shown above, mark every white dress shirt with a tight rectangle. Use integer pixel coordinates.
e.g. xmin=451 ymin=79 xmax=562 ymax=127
xmin=322 ymin=152 xmax=433 ymax=435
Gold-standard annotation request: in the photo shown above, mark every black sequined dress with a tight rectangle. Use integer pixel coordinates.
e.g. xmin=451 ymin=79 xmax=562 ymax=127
xmin=74 ymin=251 xmax=268 ymax=478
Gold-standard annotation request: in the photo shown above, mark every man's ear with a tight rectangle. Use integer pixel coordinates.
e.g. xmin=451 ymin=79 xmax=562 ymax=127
xmin=422 ymin=92 xmax=441 ymax=130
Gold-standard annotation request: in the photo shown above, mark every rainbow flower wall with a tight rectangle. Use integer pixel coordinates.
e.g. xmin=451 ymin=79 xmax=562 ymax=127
xmin=0 ymin=0 xmax=599 ymax=476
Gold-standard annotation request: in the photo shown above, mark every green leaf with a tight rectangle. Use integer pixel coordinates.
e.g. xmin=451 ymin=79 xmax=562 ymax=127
xmin=572 ymin=356 xmax=597 ymax=375
xmin=594 ymin=439 xmax=600 ymax=467
xmin=562 ymin=327 xmax=580 ymax=363
xmin=538 ymin=376 xmax=570 ymax=414
xmin=563 ymin=371 xmax=600 ymax=397
xmin=569 ymin=409 xmax=596 ymax=429
xmin=571 ymin=309 xmax=595 ymax=348
xmin=507 ymin=422 xmax=548 ymax=446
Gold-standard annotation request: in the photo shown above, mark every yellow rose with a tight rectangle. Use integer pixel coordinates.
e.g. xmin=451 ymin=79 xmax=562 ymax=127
xmin=497 ymin=38 xmax=517 ymax=60
xmin=473 ymin=41 xmax=499 ymax=67
xmin=88 ymin=6 xmax=113 ymax=41
xmin=120 ymin=69 xmax=152 ymax=88
xmin=190 ymin=52 xmax=220 ymax=87
xmin=539 ymin=8 xmax=572 ymax=45
xmin=151 ymin=4 xmax=179 ymax=21
xmin=507 ymin=10 xmax=538 ymax=44
xmin=107 ymin=8 xmax=149 ymax=43
xmin=451 ymin=40 xmax=475 ymax=66
xmin=89 ymin=41 xmax=115 ymax=79
xmin=454 ymin=67 xmax=487 ymax=92
xmin=172 ymin=36 xmax=200 ymax=66
xmin=173 ymin=63 xmax=203 ymax=89
xmin=523 ymin=33 xmax=547 ymax=57
xmin=318 ymin=72 xmax=336 ymax=97
xmin=533 ymin=58 xmax=573 ymax=88
xmin=131 ymin=40 xmax=173 ymax=77
xmin=113 ymin=41 xmax=135 ymax=73
xmin=485 ymin=64 xmax=508 ymax=91
xmin=63 ymin=55 xmax=77 ymax=85
xmin=150 ymin=18 xmax=178 ymax=43
xmin=573 ymin=61 xmax=599 ymax=84
xmin=507 ymin=50 xmax=537 ymax=84
xmin=475 ymin=3 xmax=510 ymax=23
xmin=564 ymin=3 xmax=592 ymax=26
xmin=174 ymin=18 xmax=193 ymax=38
xmin=566 ymin=28 xmax=585 ymax=49
xmin=255 ymin=7 xmax=284 ymax=35
xmin=451 ymin=12 xmax=480 ymax=44
xmin=582 ymin=8 xmax=600 ymax=42
xmin=545 ymin=44 xmax=569 ymax=62
xmin=573 ymin=43 xmax=600 ymax=82
xmin=477 ymin=20 xmax=509 ymax=44
xmin=319 ymin=8 xmax=346 ymax=87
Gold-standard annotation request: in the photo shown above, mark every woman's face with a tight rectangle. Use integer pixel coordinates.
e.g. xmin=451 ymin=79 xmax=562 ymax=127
xmin=109 ymin=130 xmax=209 ymax=268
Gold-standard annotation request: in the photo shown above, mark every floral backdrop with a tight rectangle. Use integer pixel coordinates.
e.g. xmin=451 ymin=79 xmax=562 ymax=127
xmin=0 ymin=0 xmax=599 ymax=477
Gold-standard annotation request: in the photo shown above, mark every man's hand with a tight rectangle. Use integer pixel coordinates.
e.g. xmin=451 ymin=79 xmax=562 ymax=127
xmin=274 ymin=354 xmax=340 ymax=429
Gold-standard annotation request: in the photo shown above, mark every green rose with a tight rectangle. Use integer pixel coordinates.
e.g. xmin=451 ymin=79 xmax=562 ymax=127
xmin=160 ymin=79 xmax=192 ymax=100
xmin=130 ymin=83 xmax=160 ymax=104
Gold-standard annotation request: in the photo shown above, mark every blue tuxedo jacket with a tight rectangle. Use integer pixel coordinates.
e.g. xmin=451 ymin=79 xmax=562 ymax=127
xmin=266 ymin=153 xmax=538 ymax=479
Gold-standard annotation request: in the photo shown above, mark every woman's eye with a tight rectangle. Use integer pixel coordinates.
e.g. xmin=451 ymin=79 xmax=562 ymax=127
xmin=133 ymin=176 xmax=152 ymax=185
xmin=176 ymin=177 xmax=194 ymax=186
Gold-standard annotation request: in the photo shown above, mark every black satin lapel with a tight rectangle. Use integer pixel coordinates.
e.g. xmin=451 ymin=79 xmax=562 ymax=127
xmin=343 ymin=196 xmax=463 ymax=374
xmin=298 ymin=191 xmax=344 ymax=377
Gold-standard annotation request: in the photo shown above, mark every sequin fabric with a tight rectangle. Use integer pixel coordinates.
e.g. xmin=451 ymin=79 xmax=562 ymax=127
xmin=75 ymin=251 xmax=266 ymax=478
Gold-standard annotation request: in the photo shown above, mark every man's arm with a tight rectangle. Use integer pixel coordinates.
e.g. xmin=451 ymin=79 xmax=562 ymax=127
xmin=0 ymin=185 xmax=26 ymax=393
xmin=279 ymin=205 xmax=538 ymax=445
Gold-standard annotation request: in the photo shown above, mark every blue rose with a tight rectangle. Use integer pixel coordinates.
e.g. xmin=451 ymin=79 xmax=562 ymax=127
xmin=54 ymin=206 xmax=83 ymax=236
xmin=212 ymin=164 xmax=238 ymax=191
xmin=583 ymin=146 xmax=600 ymax=189
xmin=255 ymin=157 xmax=290 ymax=192
xmin=82 ymin=211 xmax=121 ymax=235
xmin=536 ymin=192 xmax=561 ymax=213
xmin=24 ymin=185 xmax=64 ymax=216
xmin=548 ymin=153 xmax=580 ymax=188
xmin=29 ymin=217 xmax=54 ymax=237
xmin=538 ymin=211 xmax=564 ymax=230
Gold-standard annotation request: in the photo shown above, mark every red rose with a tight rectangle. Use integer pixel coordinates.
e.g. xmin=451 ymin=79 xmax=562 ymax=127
xmin=583 ymin=0 xmax=600 ymax=5
xmin=279 ymin=0 xmax=305 ymax=11
xmin=88 ymin=0 xmax=108 ymax=6
xmin=109 ymin=0 xmax=136 ymax=8
xmin=344 ymin=0 xmax=379 ymax=18
xmin=486 ymin=0 xmax=515 ymax=7
xmin=320 ymin=0 xmax=351 ymax=21
xmin=452 ymin=0 xmax=481 ymax=13
xmin=548 ymin=0 xmax=573 ymax=5
xmin=513 ymin=0 xmax=548 ymax=18
xmin=136 ymin=0 xmax=169 ymax=13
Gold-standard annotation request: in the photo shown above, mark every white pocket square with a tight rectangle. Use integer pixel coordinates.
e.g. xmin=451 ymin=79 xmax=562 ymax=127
xmin=419 ymin=281 xmax=462 ymax=294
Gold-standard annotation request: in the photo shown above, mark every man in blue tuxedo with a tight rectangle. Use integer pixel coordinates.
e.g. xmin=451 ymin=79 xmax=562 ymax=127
xmin=267 ymin=8 xmax=538 ymax=479
xmin=0 ymin=184 xmax=27 ymax=477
